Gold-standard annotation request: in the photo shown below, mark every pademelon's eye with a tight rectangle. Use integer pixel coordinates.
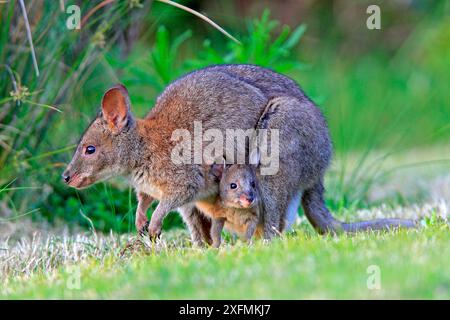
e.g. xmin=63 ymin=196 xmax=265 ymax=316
xmin=230 ymin=183 xmax=237 ymax=190
xmin=85 ymin=145 xmax=96 ymax=155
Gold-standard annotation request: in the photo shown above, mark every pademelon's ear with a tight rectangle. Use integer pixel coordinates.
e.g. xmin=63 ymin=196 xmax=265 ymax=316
xmin=211 ymin=157 xmax=227 ymax=180
xmin=101 ymin=84 xmax=132 ymax=134
xmin=211 ymin=163 xmax=224 ymax=180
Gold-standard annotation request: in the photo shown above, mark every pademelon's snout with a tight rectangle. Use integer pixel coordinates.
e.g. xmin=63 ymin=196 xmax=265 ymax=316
xmin=61 ymin=166 xmax=94 ymax=189
xmin=239 ymin=192 xmax=256 ymax=208
xmin=61 ymin=171 xmax=71 ymax=183
xmin=61 ymin=166 xmax=74 ymax=185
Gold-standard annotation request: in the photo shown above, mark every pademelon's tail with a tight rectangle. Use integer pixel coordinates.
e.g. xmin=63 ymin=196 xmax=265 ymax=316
xmin=301 ymin=180 xmax=417 ymax=234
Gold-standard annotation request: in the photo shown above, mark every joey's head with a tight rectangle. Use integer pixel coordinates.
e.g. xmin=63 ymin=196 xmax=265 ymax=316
xmin=212 ymin=163 xmax=260 ymax=209
xmin=62 ymin=84 xmax=141 ymax=189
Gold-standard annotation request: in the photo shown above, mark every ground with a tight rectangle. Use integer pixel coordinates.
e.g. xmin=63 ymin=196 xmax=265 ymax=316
xmin=1 ymin=224 xmax=449 ymax=299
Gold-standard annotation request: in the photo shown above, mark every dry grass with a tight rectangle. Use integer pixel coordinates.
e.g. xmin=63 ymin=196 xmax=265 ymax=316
xmin=0 ymin=228 xmax=196 ymax=282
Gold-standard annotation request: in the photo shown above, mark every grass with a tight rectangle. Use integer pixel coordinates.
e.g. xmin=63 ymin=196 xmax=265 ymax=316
xmin=1 ymin=222 xmax=449 ymax=299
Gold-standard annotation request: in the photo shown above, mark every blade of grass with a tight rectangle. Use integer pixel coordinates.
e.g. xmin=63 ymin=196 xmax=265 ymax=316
xmin=24 ymin=144 xmax=76 ymax=162
xmin=80 ymin=0 xmax=240 ymax=44
xmin=0 ymin=208 xmax=40 ymax=222
xmin=22 ymin=99 xmax=62 ymax=113
xmin=0 ymin=179 xmax=17 ymax=193
xmin=156 ymin=0 xmax=240 ymax=44
xmin=18 ymin=0 xmax=40 ymax=77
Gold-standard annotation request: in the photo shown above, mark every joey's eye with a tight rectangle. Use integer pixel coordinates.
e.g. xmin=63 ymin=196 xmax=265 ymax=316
xmin=251 ymin=181 xmax=256 ymax=188
xmin=85 ymin=145 xmax=96 ymax=155
xmin=230 ymin=183 xmax=237 ymax=190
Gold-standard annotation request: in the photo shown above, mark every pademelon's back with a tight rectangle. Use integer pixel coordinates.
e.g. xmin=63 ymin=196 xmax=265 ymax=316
xmin=203 ymin=64 xmax=308 ymax=101
xmin=147 ymin=66 xmax=268 ymax=132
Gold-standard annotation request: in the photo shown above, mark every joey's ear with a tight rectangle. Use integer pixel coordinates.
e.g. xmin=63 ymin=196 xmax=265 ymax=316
xmin=211 ymin=163 xmax=224 ymax=180
xmin=101 ymin=84 xmax=132 ymax=134
xmin=249 ymin=148 xmax=260 ymax=166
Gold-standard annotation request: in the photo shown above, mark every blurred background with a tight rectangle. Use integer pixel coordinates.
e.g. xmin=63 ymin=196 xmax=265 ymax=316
xmin=0 ymin=0 xmax=448 ymax=237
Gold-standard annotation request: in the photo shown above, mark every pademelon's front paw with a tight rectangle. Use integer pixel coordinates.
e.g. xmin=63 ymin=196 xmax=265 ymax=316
xmin=148 ymin=221 xmax=162 ymax=241
xmin=137 ymin=220 xmax=149 ymax=237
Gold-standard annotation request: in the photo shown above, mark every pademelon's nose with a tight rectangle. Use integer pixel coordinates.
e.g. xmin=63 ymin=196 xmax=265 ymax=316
xmin=62 ymin=172 xmax=70 ymax=183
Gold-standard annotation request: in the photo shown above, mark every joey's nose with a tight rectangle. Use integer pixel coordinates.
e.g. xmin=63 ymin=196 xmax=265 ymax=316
xmin=247 ymin=193 xmax=255 ymax=203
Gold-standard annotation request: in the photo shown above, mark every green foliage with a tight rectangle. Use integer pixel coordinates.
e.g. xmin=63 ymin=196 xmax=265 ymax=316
xmin=114 ymin=10 xmax=307 ymax=98
xmin=187 ymin=9 xmax=307 ymax=72
xmin=0 ymin=0 xmax=145 ymax=184
xmin=38 ymin=184 xmax=133 ymax=233
xmin=151 ymin=26 xmax=193 ymax=88
xmin=32 ymin=181 xmax=184 ymax=233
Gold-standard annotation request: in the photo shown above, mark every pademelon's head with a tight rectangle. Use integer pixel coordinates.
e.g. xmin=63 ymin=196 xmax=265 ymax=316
xmin=211 ymin=156 xmax=260 ymax=209
xmin=62 ymin=84 xmax=138 ymax=189
xmin=220 ymin=164 xmax=259 ymax=209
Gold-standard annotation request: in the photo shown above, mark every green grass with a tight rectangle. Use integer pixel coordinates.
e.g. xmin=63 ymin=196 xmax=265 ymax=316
xmin=2 ymin=223 xmax=449 ymax=299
